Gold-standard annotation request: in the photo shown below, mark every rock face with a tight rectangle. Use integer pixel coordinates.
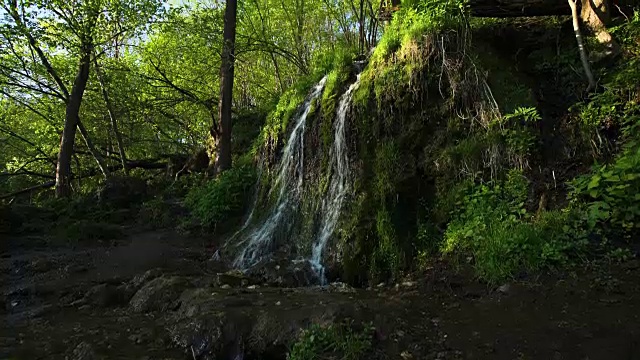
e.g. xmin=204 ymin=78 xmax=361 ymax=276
xmin=168 ymin=287 xmax=370 ymax=359
xmin=129 ymin=276 xmax=193 ymax=313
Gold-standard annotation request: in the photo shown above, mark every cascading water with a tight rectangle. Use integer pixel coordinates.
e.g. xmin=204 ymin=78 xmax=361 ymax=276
xmin=232 ymin=77 xmax=327 ymax=268
xmin=308 ymin=74 xmax=361 ymax=284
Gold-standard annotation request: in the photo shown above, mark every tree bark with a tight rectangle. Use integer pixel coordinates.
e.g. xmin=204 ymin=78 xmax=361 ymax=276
xmin=568 ymin=0 xmax=597 ymax=91
xmin=580 ymin=0 xmax=620 ymax=57
xmin=55 ymin=47 xmax=92 ymax=197
xmin=213 ymin=0 xmax=237 ymax=174
xmin=94 ymin=55 xmax=129 ymax=175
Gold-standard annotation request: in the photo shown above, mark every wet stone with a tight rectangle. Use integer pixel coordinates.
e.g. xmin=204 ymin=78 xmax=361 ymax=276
xmin=129 ymin=276 xmax=192 ymax=313
xmin=69 ymin=341 xmax=96 ymax=360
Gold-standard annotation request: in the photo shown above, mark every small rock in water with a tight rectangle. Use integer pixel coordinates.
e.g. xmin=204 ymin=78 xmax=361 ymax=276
xmin=247 ymin=285 xmax=259 ymax=289
xmin=275 ymin=265 xmax=281 ymax=270
xmin=71 ymin=342 xmax=96 ymax=360
xmin=400 ymin=350 xmax=414 ymax=359
xmin=401 ymin=281 xmax=416 ymax=288
xmin=328 ymin=282 xmax=356 ymax=293
xmin=275 ymin=301 xmax=281 ymax=306
xmin=497 ymin=284 xmax=510 ymax=294
xmin=220 ymin=284 xmax=232 ymax=289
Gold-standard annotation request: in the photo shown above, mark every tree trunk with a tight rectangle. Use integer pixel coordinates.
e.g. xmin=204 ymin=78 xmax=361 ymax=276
xmin=580 ymin=0 xmax=619 ymax=58
xmin=76 ymin=118 xmax=111 ymax=179
xmin=94 ymin=55 xmax=129 ymax=175
xmin=213 ymin=0 xmax=237 ymax=174
xmin=359 ymin=0 xmax=365 ymax=53
xmin=568 ymin=0 xmax=597 ymax=91
xmin=55 ymin=48 xmax=92 ymax=197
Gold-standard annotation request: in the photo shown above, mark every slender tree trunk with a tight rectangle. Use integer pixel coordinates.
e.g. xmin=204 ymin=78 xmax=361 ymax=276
xmin=94 ymin=55 xmax=128 ymax=175
xmin=358 ymin=0 xmax=365 ymax=53
xmin=213 ymin=0 xmax=237 ymax=174
xmin=76 ymin=118 xmax=111 ymax=179
xmin=270 ymin=52 xmax=284 ymax=94
xmin=56 ymin=48 xmax=92 ymax=197
xmin=568 ymin=0 xmax=597 ymax=91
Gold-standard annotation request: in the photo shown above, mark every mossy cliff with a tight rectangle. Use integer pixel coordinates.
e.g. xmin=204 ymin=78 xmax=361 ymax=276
xmin=216 ymin=4 xmax=640 ymax=285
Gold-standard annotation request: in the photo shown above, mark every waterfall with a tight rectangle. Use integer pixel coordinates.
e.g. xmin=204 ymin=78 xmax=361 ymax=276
xmin=309 ymin=74 xmax=361 ymax=284
xmin=232 ymin=77 xmax=327 ymax=269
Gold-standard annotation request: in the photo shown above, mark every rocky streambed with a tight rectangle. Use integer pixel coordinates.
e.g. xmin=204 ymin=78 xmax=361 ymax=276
xmin=2 ymin=230 xmax=640 ymax=359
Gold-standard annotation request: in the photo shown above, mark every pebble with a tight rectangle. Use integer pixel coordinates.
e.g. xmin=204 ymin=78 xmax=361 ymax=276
xmin=247 ymin=285 xmax=259 ymax=289
xmin=497 ymin=284 xmax=510 ymax=294
xmin=400 ymin=350 xmax=414 ymax=359
xmin=220 ymin=284 xmax=231 ymax=289
xmin=401 ymin=281 xmax=416 ymax=288
xmin=275 ymin=301 xmax=281 ymax=306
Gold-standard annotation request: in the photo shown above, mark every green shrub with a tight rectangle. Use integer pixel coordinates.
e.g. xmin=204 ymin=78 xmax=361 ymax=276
xmin=288 ymin=323 xmax=373 ymax=360
xmin=441 ymin=171 xmax=586 ymax=282
xmin=185 ymin=163 xmax=256 ymax=228
xmin=569 ymin=138 xmax=640 ymax=236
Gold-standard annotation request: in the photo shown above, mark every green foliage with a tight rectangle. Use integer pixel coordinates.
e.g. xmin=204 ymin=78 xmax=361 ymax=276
xmin=441 ymin=171 xmax=587 ymax=283
xmin=569 ymin=140 xmax=640 ymax=235
xmin=497 ymin=107 xmax=541 ymax=161
xmin=288 ymin=322 xmax=373 ymax=360
xmin=185 ymin=163 xmax=257 ymax=228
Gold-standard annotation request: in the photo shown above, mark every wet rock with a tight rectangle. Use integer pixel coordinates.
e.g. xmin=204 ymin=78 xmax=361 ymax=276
xmin=497 ymin=284 xmax=510 ymax=294
xmin=130 ymin=268 xmax=164 ymax=288
xmin=83 ymin=283 xmax=134 ymax=307
xmin=70 ymin=341 xmax=96 ymax=360
xmin=129 ymin=276 xmax=192 ymax=313
xmin=220 ymin=284 xmax=232 ymax=289
xmin=169 ymin=286 xmax=365 ymax=358
xmin=401 ymin=281 xmax=416 ymax=288
xmin=245 ymin=259 xmax=319 ymax=287
xmin=217 ymin=270 xmax=250 ymax=287
xmin=328 ymin=282 xmax=356 ymax=293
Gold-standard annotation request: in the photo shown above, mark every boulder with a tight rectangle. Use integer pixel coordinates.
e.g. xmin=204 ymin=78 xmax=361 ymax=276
xmin=83 ymin=283 xmax=134 ymax=308
xmin=217 ymin=270 xmax=251 ymax=288
xmin=129 ymin=276 xmax=192 ymax=313
xmin=97 ymin=177 xmax=148 ymax=208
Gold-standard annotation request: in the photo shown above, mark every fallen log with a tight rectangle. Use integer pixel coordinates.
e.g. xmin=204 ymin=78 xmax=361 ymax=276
xmin=0 ymin=158 xmax=172 ymax=200
xmin=469 ymin=0 xmax=570 ymax=17
xmin=0 ymin=181 xmax=55 ymax=200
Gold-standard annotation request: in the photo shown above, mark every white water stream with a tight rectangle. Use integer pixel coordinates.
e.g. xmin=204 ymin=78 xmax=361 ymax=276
xmin=232 ymin=77 xmax=327 ymax=268
xmin=231 ymin=73 xmax=361 ymax=284
xmin=308 ymin=74 xmax=361 ymax=283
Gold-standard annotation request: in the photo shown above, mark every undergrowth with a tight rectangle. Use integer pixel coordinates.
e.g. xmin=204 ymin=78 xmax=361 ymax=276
xmin=288 ymin=322 xmax=374 ymax=360
xmin=185 ymin=161 xmax=256 ymax=229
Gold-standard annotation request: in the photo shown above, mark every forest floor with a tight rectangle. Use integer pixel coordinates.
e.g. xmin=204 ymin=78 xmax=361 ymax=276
xmin=2 ymin=229 xmax=640 ymax=360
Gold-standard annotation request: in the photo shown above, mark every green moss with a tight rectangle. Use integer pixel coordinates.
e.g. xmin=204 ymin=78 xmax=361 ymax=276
xmin=369 ymin=207 xmax=402 ymax=281
xmin=373 ymin=141 xmax=400 ymax=199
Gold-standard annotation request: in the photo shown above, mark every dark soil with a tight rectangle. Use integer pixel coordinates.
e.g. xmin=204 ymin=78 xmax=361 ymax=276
xmin=2 ymin=230 xmax=639 ymax=359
